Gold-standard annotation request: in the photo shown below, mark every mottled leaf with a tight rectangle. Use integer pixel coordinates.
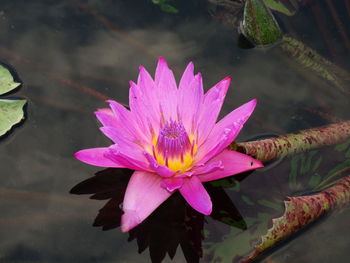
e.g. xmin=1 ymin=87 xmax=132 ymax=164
xmin=0 ymin=65 xmax=20 ymax=95
xmin=243 ymin=175 xmax=350 ymax=262
xmin=240 ymin=0 xmax=282 ymax=46
xmin=0 ymin=99 xmax=26 ymax=136
xmin=235 ymin=121 xmax=350 ymax=162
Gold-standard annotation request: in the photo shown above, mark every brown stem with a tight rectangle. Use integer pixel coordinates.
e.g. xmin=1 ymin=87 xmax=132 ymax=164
xmin=325 ymin=0 xmax=350 ymax=52
xmin=233 ymin=121 xmax=350 ymax=162
xmin=344 ymin=0 xmax=350 ymax=20
xmin=310 ymin=1 xmax=339 ymax=62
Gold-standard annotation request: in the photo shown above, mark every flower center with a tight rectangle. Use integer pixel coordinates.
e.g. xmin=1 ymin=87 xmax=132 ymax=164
xmin=154 ymin=120 xmax=193 ymax=172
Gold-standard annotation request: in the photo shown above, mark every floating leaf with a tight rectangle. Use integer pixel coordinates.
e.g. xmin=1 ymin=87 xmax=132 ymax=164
xmin=243 ymin=175 xmax=350 ymax=262
xmin=240 ymin=0 xmax=282 ymax=46
xmin=0 ymin=99 xmax=26 ymax=136
xmin=0 ymin=64 xmax=21 ymax=95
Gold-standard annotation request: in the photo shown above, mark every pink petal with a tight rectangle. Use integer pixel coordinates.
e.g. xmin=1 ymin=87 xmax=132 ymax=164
xmin=191 ymin=161 xmax=223 ymax=175
xmin=197 ymin=76 xmax=231 ymax=145
xmin=105 ymin=144 xmax=150 ymax=171
xmin=137 ymin=65 xmax=155 ymax=91
xmin=129 ymin=81 xmax=158 ymax=137
xmin=143 ymin=152 xmax=175 ymax=178
xmin=179 ymin=176 xmax=212 ymax=215
xmin=160 ymin=178 xmax=184 ymax=192
xmin=198 ymin=149 xmax=263 ymax=182
xmin=121 ymin=171 xmax=172 ymax=232
xmin=94 ymin=108 xmax=118 ymax=127
xmin=196 ymin=99 xmax=257 ymax=164
xmin=108 ymin=100 xmax=149 ymax=144
xmin=74 ymin=148 xmax=123 ymax=168
xmin=178 ymin=61 xmax=194 ymax=91
xmin=99 ymin=126 xmax=145 ymax=155
xmin=178 ymin=73 xmax=204 ymax=133
xmin=154 ymin=57 xmax=178 ymax=120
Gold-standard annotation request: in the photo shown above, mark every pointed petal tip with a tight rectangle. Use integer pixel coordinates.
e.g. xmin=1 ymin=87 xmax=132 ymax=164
xmin=186 ymin=61 xmax=194 ymax=70
xmin=205 ymin=208 xmax=212 ymax=216
xmin=74 ymin=149 xmax=92 ymax=162
xmin=216 ymin=76 xmax=232 ymax=89
xmin=73 ymin=151 xmax=81 ymax=160
xmin=195 ymin=72 xmax=202 ymax=79
xmin=158 ymin=56 xmax=166 ymax=63
xmin=250 ymin=98 xmax=258 ymax=107
xmin=129 ymin=80 xmax=136 ymax=86
xmin=252 ymin=158 xmax=264 ymax=169
xmin=201 ymin=202 xmax=213 ymax=215
xmin=106 ymin=99 xmax=116 ymax=106
xmin=121 ymin=210 xmax=141 ymax=232
xmin=74 ymin=148 xmax=122 ymax=168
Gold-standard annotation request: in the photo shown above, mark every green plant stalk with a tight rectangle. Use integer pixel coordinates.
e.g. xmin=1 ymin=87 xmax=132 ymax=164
xmin=243 ymin=174 xmax=350 ymax=262
xmin=232 ymin=121 xmax=350 ymax=162
xmin=314 ymin=165 xmax=350 ymax=192
xmin=279 ymin=35 xmax=350 ymax=93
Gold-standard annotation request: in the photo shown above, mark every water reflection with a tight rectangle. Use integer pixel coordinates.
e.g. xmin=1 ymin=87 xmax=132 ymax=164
xmin=70 ymin=168 xmax=250 ymax=263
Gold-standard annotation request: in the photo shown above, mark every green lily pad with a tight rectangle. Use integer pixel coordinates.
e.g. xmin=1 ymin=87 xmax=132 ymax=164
xmin=0 ymin=65 xmax=21 ymax=95
xmin=0 ymin=64 xmax=27 ymax=138
xmin=0 ymin=99 xmax=26 ymax=136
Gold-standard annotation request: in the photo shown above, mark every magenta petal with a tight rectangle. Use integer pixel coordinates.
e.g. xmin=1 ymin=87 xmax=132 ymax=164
xmin=108 ymin=100 xmax=149 ymax=144
xmin=161 ymin=178 xmax=184 ymax=192
xmin=154 ymin=57 xmax=178 ymax=120
xmin=144 ymin=152 xmax=175 ymax=178
xmin=196 ymin=99 xmax=257 ymax=163
xmin=178 ymin=61 xmax=194 ymax=91
xmin=192 ymin=161 xmax=223 ymax=175
xmin=105 ymin=144 xmax=149 ymax=171
xmin=137 ymin=65 xmax=155 ymax=91
xmin=74 ymin=148 xmax=123 ymax=168
xmin=198 ymin=149 xmax=263 ymax=182
xmin=154 ymin=57 xmax=176 ymax=88
xmin=129 ymin=81 xmax=158 ymax=136
xmin=179 ymin=73 xmax=204 ymax=132
xmin=121 ymin=171 xmax=172 ymax=232
xmin=197 ymin=76 xmax=231 ymax=144
xmin=99 ymin=126 xmax=143 ymax=153
xmin=179 ymin=176 xmax=212 ymax=215
xmin=94 ymin=108 xmax=118 ymax=127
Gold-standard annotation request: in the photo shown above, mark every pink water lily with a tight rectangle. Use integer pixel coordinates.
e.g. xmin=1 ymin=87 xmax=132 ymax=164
xmin=75 ymin=57 xmax=263 ymax=232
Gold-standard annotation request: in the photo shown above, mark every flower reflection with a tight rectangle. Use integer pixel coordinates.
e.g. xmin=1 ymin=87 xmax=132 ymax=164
xmin=70 ymin=168 xmax=249 ymax=262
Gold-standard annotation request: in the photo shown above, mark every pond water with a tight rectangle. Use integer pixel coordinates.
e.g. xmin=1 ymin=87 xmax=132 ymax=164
xmin=0 ymin=1 xmax=349 ymax=262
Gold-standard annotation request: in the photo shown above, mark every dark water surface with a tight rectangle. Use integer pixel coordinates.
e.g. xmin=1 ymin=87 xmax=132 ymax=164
xmin=0 ymin=1 xmax=349 ymax=262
